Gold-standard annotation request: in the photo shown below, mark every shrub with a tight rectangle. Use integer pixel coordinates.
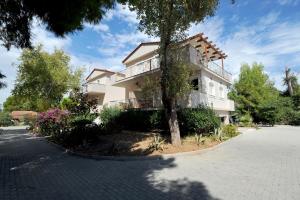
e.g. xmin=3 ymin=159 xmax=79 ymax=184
xmin=0 ymin=112 xmax=14 ymax=127
xmin=37 ymin=108 xmax=69 ymax=136
xmin=222 ymin=124 xmax=239 ymax=138
xmin=239 ymin=113 xmax=253 ymax=127
xmin=289 ymin=111 xmax=300 ymax=126
xmin=177 ymin=106 xmax=221 ymax=135
xmin=100 ymin=106 xmax=122 ymax=126
xmin=256 ymin=104 xmax=277 ymax=126
xmin=116 ymin=109 xmax=167 ymax=131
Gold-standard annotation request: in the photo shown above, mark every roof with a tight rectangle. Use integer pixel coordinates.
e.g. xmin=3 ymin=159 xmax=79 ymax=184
xmin=122 ymin=33 xmax=227 ymax=63
xmin=122 ymin=42 xmax=160 ymax=63
xmin=85 ymin=68 xmax=116 ymax=80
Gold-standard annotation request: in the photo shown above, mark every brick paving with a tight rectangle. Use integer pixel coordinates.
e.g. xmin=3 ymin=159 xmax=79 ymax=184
xmin=0 ymin=126 xmax=300 ymax=200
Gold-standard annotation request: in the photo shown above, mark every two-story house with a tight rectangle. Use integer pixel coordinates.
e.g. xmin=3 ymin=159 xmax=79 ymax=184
xmin=84 ymin=33 xmax=234 ymax=123
xmin=84 ymin=68 xmax=126 ymax=111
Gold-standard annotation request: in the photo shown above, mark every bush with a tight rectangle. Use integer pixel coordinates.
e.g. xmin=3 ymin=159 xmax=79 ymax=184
xmin=289 ymin=111 xmax=300 ymax=126
xmin=239 ymin=113 xmax=253 ymax=127
xmin=116 ymin=109 xmax=167 ymax=131
xmin=177 ymin=106 xmax=221 ymax=135
xmin=103 ymin=106 xmax=221 ymax=135
xmin=0 ymin=112 xmax=14 ymax=127
xmin=256 ymin=104 xmax=277 ymax=126
xmin=222 ymin=124 xmax=239 ymax=137
xmin=36 ymin=108 xmax=70 ymax=136
xmin=100 ymin=106 xmax=122 ymax=132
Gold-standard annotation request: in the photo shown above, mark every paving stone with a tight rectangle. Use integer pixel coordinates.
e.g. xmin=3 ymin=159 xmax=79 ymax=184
xmin=0 ymin=126 xmax=300 ymax=200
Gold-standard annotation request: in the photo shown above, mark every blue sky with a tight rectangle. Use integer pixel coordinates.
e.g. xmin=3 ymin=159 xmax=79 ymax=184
xmin=1 ymin=0 xmax=300 ymax=105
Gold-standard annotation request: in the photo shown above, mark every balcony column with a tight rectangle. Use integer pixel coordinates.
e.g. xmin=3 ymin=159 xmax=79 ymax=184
xmin=221 ymin=57 xmax=224 ymax=76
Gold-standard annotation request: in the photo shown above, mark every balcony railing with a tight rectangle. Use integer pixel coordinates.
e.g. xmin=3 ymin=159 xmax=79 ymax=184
xmin=115 ymin=57 xmax=160 ymax=82
xmin=83 ymin=83 xmax=106 ymax=94
xmin=205 ymin=61 xmax=232 ymax=82
xmin=115 ymin=46 xmax=232 ymax=82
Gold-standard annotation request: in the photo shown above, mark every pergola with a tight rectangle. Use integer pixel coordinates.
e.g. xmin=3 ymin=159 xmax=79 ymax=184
xmin=183 ymin=33 xmax=227 ymax=69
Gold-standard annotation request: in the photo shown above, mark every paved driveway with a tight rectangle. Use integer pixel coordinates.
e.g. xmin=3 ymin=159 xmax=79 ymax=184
xmin=0 ymin=126 xmax=300 ymax=200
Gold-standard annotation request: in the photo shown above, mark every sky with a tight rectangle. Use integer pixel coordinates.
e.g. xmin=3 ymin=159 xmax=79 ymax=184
xmin=1 ymin=0 xmax=300 ymax=106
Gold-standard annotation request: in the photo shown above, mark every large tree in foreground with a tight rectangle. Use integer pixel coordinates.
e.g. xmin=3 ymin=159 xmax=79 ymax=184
xmin=124 ymin=0 xmax=222 ymax=145
xmin=12 ymin=45 xmax=83 ymax=111
xmin=0 ymin=0 xmax=114 ymax=49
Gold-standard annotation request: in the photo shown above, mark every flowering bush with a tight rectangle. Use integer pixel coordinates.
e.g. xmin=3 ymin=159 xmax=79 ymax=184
xmin=37 ymin=108 xmax=70 ymax=136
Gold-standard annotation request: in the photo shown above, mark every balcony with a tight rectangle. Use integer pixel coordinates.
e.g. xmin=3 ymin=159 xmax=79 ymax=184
xmin=114 ymin=45 xmax=232 ymax=83
xmin=190 ymin=91 xmax=235 ymax=111
xmin=114 ymin=57 xmax=160 ymax=83
xmin=83 ymin=83 xmax=106 ymax=94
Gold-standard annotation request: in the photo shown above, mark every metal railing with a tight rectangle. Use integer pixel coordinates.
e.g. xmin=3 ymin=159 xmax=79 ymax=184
xmin=115 ymin=57 xmax=160 ymax=82
xmin=82 ymin=82 xmax=106 ymax=94
xmin=206 ymin=61 xmax=232 ymax=82
xmin=114 ymin=46 xmax=232 ymax=82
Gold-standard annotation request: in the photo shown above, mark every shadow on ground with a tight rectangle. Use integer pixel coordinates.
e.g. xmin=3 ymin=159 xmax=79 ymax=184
xmin=0 ymin=128 xmax=220 ymax=200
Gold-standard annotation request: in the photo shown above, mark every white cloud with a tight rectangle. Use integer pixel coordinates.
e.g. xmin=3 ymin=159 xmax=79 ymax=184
xmin=278 ymin=0 xmax=299 ymax=5
xmin=105 ymin=3 xmax=138 ymax=24
xmin=84 ymin=23 xmax=110 ymax=32
xmin=258 ymin=11 xmax=280 ymax=26
xmin=187 ymin=12 xmax=300 ymax=91
xmin=188 ymin=17 xmax=224 ymax=43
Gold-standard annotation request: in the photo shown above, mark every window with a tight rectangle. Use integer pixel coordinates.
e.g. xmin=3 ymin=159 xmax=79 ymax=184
xmin=191 ymin=78 xmax=199 ymax=90
xmin=219 ymin=86 xmax=224 ymax=98
xmin=209 ymin=82 xmax=215 ymax=96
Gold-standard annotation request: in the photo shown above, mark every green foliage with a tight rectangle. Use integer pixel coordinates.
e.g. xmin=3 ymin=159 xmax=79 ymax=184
xmin=60 ymin=97 xmax=76 ymax=111
xmin=239 ymin=113 xmax=253 ymax=127
xmin=0 ymin=0 xmax=115 ymax=49
xmin=289 ymin=112 xmax=300 ymax=126
xmin=67 ymin=90 xmax=98 ymax=115
xmin=256 ymin=102 xmax=278 ymax=126
xmin=126 ymin=0 xmax=224 ymax=145
xmin=3 ymin=95 xmax=31 ymax=112
xmin=177 ymin=106 xmax=221 ymax=135
xmin=0 ymin=112 xmax=14 ymax=127
xmin=117 ymin=109 xmax=167 ymax=131
xmin=229 ymin=63 xmax=279 ymax=124
xmin=12 ymin=45 xmax=83 ymax=112
xmin=100 ymin=106 xmax=122 ymax=126
xmin=222 ymin=124 xmax=239 ymax=138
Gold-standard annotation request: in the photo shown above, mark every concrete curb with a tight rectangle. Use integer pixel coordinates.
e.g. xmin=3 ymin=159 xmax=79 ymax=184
xmin=46 ymin=131 xmax=250 ymax=162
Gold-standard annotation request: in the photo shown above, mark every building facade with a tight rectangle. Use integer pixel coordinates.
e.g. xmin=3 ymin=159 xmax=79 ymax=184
xmin=84 ymin=33 xmax=234 ymax=123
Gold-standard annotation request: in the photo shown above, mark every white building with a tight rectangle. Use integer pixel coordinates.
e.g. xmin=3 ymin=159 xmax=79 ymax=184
xmin=84 ymin=33 xmax=234 ymax=123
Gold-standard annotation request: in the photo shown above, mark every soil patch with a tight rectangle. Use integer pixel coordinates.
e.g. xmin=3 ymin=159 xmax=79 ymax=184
xmin=71 ymin=131 xmax=223 ymax=156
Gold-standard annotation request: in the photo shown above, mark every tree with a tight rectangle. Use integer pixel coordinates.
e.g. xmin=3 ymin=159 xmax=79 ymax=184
xmin=0 ymin=0 xmax=115 ymax=49
xmin=12 ymin=45 xmax=83 ymax=111
xmin=125 ymin=0 xmax=224 ymax=146
xmin=229 ymin=63 xmax=279 ymax=122
xmin=3 ymin=95 xmax=32 ymax=112
xmin=0 ymin=72 xmax=6 ymax=89
xmin=283 ymin=67 xmax=299 ymax=96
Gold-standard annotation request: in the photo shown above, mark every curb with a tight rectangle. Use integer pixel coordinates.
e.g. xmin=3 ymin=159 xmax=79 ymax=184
xmin=46 ymin=131 xmax=250 ymax=162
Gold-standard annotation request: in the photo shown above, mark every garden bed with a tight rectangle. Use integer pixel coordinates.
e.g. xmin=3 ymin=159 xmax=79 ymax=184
xmin=69 ymin=131 xmax=226 ymax=156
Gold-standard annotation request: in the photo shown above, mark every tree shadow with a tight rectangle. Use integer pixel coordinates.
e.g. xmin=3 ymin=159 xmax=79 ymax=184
xmin=0 ymin=128 xmax=221 ymax=200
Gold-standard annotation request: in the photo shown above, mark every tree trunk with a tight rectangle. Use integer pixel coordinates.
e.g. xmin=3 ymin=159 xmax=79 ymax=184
xmin=160 ymin=37 xmax=181 ymax=146
xmin=285 ymin=67 xmax=294 ymax=96
xmin=166 ymin=99 xmax=181 ymax=146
